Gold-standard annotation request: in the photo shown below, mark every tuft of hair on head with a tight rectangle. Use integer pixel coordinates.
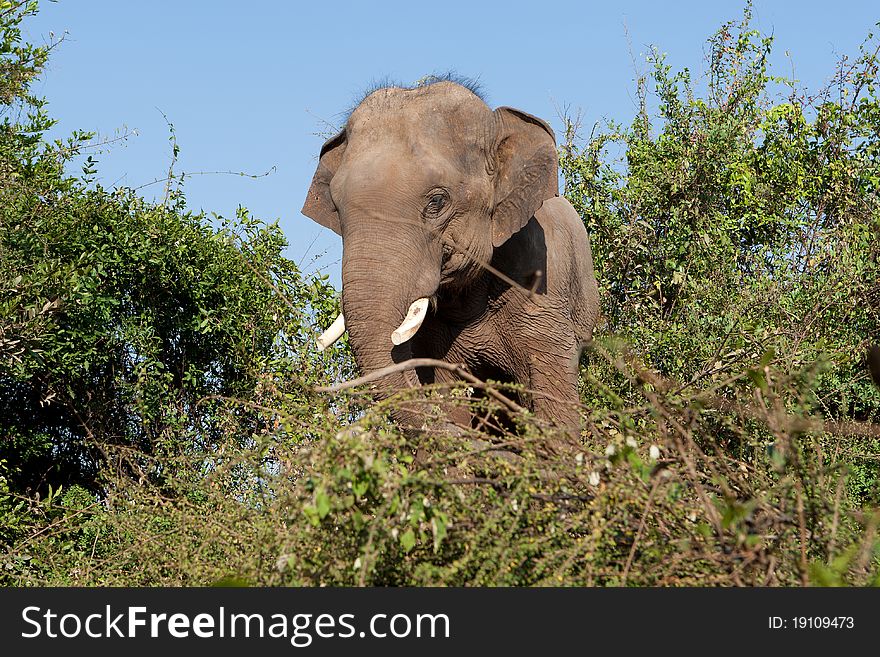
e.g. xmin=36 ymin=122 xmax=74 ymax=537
xmin=343 ymin=71 xmax=486 ymax=121
xmin=341 ymin=75 xmax=400 ymax=121
xmin=412 ymin=71 xmax=486 ymax=101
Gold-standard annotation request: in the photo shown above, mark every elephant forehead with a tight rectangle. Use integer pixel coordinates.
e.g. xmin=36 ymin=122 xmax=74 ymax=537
xmin=338 ymin=124 xmax=487 ymax=195
xmin=349 ymin=116 xmax=484 ymax=158
xmin=331 ymin=148 xmax=454 ymax=202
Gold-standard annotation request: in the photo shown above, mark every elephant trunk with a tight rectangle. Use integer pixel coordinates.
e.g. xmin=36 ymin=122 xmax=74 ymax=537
xmin=340 ymin=224 xmax=441 ymax=428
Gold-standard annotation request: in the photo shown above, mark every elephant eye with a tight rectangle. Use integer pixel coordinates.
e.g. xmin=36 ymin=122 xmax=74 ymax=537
xmin=425 ymin=192 xmax=448 ymax=216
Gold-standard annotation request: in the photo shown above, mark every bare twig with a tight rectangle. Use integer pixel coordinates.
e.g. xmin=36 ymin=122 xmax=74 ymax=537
xmin=131 ymin=166 xmax=276 ymax=193
xmin=316 ymin=357 xmax=527 ymax=416
xmin=621 ymin=478 xmax=661 ymax=585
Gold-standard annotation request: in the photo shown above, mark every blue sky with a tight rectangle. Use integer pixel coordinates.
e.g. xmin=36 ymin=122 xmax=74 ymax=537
xmin=24 ymin=1 xmax=879 ymax=287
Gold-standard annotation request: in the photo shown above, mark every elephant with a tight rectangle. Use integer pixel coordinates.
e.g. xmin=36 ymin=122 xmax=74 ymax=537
xmin=302 ymin=79 xmax=599 ymax=444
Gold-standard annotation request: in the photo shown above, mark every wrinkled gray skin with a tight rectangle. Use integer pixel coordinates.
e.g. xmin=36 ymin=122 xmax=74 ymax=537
xmin=302 ymin=81 xmax=599 ymax=441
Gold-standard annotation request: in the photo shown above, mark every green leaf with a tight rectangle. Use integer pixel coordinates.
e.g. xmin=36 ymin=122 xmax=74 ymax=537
xmin=431 ymin=513 xmax=447 ymax=553
xmin=315 ymin=489 xmax=330 ymax=519
xmin=400 ymin=528 xmax=416 ymax=553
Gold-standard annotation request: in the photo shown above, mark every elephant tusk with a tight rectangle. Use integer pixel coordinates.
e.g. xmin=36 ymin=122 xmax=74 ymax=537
xmin=316 ymin=313 xmax=346 ymax=351
xmin=391 ymin=297 xmax=430 ymax=346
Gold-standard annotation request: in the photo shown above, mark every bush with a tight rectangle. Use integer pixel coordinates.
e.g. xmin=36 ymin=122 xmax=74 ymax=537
xmin=0 ymin=0 xmax=347 ymax=560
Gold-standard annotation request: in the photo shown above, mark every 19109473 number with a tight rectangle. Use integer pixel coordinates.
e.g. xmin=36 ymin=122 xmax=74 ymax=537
xmin=795 ymin=616 xmax=853 ymax=629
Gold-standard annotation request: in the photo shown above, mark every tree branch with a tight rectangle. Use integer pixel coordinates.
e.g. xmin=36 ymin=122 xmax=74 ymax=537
xmin=315 ymin=357 xmax=528 ymax=415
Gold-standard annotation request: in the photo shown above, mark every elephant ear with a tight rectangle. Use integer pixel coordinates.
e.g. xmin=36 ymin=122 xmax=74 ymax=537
xmin=490 ymin=107 xmax=559 ymax=248
xmin=301 ymin=130 xmax=346 ymax=235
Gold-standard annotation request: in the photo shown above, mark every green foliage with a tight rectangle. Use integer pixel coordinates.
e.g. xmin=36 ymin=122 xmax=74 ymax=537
xmin=2 ymin=2 xmax=879 ymax=587
xmin=0 ymin=0 xmax=53 ymax=167
xmin=562 ymin=7 xmax=880 ymax=425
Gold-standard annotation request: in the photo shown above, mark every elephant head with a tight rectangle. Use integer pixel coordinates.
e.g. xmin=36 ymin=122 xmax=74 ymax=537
xmin=302 ymin=80 xmax=558 ymax=412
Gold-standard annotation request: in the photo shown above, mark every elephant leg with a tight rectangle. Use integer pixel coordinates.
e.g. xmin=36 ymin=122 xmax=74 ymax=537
xmin=526 ymin=344 xmax=584 ymax=449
